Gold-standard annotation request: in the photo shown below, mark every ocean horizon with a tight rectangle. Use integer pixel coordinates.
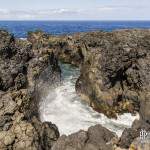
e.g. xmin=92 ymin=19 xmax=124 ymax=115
xmin=0 ymin=20 xmax=150 ymax=38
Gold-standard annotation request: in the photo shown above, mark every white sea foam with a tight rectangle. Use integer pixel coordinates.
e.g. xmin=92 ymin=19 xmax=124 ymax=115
xmin=39 ymin=64 xmax=138 ymax=137
xmin=19 ymin=38 xmax=27 ymax=40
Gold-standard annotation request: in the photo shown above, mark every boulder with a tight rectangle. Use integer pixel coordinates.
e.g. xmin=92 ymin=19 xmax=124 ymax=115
xmin=52 ymin=124 xmax=116 ymax=150
xmin=118 ymin=120 xmax=150 ymax=148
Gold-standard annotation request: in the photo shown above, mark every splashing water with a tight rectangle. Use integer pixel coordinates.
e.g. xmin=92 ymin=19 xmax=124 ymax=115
xmin=40 ymin=63 xmax=139 ymax=136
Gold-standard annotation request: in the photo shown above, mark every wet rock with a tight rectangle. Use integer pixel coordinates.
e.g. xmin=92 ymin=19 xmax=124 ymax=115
xmin=76 ymin=30 xmax=150 ymax=118
xmin=52 ymin=124 xmax=116 ymax=150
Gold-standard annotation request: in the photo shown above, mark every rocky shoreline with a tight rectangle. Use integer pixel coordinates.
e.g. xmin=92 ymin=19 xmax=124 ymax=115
xmin=0 ymin=30 xmax=60 ymax=149
xmin=0 ymin=29 xmax=150 ymax=149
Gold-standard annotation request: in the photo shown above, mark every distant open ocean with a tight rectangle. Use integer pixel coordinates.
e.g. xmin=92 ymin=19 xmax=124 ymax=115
xmin=0 ymin=21 xmax=150 ymax=38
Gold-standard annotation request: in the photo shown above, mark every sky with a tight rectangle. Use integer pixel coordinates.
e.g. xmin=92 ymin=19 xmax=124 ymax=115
xmin=0 ymin=0 xmax=150 ymax=20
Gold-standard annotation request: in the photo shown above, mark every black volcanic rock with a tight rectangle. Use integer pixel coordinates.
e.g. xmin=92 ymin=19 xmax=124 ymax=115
xmin=0 ymin=30 xmax=16 ymax=59
xmin=0 ymin=29 xmax=61 ymax=150
xmin=52 ymin=124 xmax=116 ymax=150
xmin=76 ymin=30 xmax=150 ymax=118
xmin=1 ymin=29 xmax=150 ymax=149
xmin=118 ymin=119 xmax=150 ymax=149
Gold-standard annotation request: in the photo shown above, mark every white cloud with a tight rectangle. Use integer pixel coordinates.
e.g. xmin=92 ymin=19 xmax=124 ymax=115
xmin=97 ymin=6 xmax=116 ymax=11
xmin=0 ymin=0 xmax=149 ymax=20
xmin=0 ymin=4 xmax=149 ymax=20
xmin=0 ymin=8 xmax=84 ymax=20
xmin=97 ymin=4 xmax=149 ymax=11
xmin=53 ymin=9 xmax=69 ymax=14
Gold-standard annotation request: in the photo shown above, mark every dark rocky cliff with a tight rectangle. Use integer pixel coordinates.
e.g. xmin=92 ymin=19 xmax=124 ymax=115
xmin=0 ymin=30 xmax=60 ymax=149
xmin=0 ymin=29 xmax=150 ymax=150
xmin=26 ymin=30 xmax=150 ymax=150
xmin=76 ymin=30 xmax=150 ymax=119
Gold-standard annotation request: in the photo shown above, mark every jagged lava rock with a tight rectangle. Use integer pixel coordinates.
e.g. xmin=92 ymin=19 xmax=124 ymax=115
xmin=76 ymin=30 xmax=150 ymax=118
xmin=0 ymin=29 xmax=60 ymax=150
xmin=28 ymin=30 xmax=86 ymax=66
xmin=52 ymin=124 xmax=117 ymax=150
xmin=1 ymin=29 xmax=149 ymax=150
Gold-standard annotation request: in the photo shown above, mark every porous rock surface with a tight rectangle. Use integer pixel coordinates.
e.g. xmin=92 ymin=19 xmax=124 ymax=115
xmin=1 ymin=29 xmax=150 ymax=150
xmin=27 ymin=30 xmax=150 ymax=150
xmin=52 ymin=124 xmax=116 ymax=150
xmin=75 ymin=30 xmax=150 ymax=119
xmin=29 ymin=30 xmax=150 ymax=119
xmin=0 ymin=30 xmax=60 ymax=150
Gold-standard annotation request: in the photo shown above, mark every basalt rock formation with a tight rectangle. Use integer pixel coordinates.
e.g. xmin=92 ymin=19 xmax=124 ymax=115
xmin=1 ymin=29 xmax=150 ymax=150
xmin=75 ymin=30 xmax=150 ymax=119
xmin=52 ymin=124 xmax=117 ymax=150
xmin=75 ymin=30 xmax=150 ymax=150
xmin=0 ymin=30 xmax=60 ymax=149
xmin=74 ymin=30 xmax=150 ymax=149
xmin=28 ymin=30 xmax=85 ymax=66
xmin=28 ymin=30 xmax=150 ymax=119
xmin=26 ymin=30 xmax=150 ymax=149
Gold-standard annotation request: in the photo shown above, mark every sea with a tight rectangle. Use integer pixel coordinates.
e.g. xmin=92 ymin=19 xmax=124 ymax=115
xmin=0 ymin=21 xmax=150 ymax=38
xmin=0 ymin=21 xmax=145 ymax=136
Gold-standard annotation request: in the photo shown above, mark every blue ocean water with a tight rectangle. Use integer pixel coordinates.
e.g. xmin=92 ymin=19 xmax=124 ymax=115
xmin=0 ymin=21 xmax=150 ymax=38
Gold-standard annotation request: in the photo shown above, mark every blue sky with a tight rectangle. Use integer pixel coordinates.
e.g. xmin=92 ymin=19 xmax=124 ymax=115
xmin=0 ymin=0 xmax=149 ymax=20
